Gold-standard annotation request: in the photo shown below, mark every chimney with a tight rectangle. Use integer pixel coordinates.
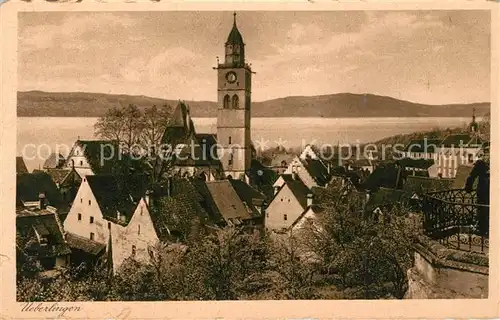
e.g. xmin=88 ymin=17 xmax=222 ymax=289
xmin=292 ymin=172 xmax=298 ymax=180
xmin=307 ymin=193 xmax=314 ymax=207
xmin=39 ymin=192 xmax=46 ymax=210
xmin=327 ymin=162 xmax=331 ymax=175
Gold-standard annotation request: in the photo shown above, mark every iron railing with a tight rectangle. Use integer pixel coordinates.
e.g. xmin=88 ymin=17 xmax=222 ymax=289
xmin=422 ymin=189 xmax=489 ymax=253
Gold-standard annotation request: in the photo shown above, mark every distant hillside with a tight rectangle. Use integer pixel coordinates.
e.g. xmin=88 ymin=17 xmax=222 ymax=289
xmin=17 ymin=91 xmax=490 ymax=118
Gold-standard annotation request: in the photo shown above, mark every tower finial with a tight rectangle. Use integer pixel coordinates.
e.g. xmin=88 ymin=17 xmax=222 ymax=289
xmin=233 ymin=11 xmax=237 ymax=25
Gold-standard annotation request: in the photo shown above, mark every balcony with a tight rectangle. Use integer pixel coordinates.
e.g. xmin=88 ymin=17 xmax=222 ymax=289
xmin=422 ymin=189 xmax=489 ymax=254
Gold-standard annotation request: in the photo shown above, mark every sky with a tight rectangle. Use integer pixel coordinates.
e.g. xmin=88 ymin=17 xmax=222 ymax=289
xmin=18 ymin=10 xmax=491 ymax=105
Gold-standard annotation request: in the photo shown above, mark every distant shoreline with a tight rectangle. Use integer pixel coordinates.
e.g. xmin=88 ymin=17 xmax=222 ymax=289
xmin=17 ymin=91 xmax=490 ymax=118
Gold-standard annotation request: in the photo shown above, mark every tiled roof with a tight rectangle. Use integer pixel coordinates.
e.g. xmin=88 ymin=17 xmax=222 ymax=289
xmin=440 ymin=134 xmax=482 ymax=148
xmin=17 ymin=213 xmax=71 ymax=258
xmin=229 ymin=179 xmax=266 ymax=217
xmin=403 ymin=139 xmax=441 ymax=153
xmin=74 ymin=167 xmax=95 ymax=178
xmin=43 ymin=153 xmax=65 ymax=169
xmin=205 ymin=180 xmax=252 ymax=223
xmin=45 ymin=169 xmax=72 ymax=185
xmin=74 ymin=140 xmax=120 ymax=174
xmin=280 ymin=175 xmax=311 ymax=210
xmin=16 ymin=157 xmax=29 ymax=174
xmin=402 ymin=175 xmax=454 ymax=199
xmin=301 ymin=158 xmax=331 ymax=186
xmin=453 ymin=165 xmax=477 ymax=189
xmin=85 ymin=175 xmax=138 ymax=224
xmin=365 ymin=187 xmax=404 ymax=213
xmin=161 ymin=102 xmax=196 ymax=146
xmin=397 ymin=158 xmax=434 ymax=170
xmin=363 ymin=163 xmax=405 ymax=191
xmin=65 ymin=232 xmax=106 ymax=256
xmin=16 ymin=172 xmax=63 ymax=207
xmin=151 ymin=178 xmax=221 ymax=240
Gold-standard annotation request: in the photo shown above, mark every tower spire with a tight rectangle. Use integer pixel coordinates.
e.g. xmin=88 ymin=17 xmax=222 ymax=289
xmin=233 ymin=11 xmax=237 ymax=25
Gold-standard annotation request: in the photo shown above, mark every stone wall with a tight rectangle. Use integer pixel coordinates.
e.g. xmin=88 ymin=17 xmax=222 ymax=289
xmin=406 ymin=235 xmax=488 ymax=299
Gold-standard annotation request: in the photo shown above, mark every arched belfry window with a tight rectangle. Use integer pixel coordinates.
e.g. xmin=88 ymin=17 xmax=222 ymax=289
xmin=232 ymin=95 xmax=239 ymax=109
xmin=223 ymin=95 xmax=230 ymax=109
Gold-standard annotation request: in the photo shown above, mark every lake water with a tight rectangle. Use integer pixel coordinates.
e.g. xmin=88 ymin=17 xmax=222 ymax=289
xmin=18 ymin=117 xmax=473 ymax=172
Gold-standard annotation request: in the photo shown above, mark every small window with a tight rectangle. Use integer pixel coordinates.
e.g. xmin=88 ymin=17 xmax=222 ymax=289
xmin=229 ymin=136 xmax=232 ymax=144
xmin=80 ymin=198 xmax=82 ymax=203
xmin=140 ymin=206 xmax=143 ymax=216
xmin=90 ymin=232 xmax=95 ymax=240
xmin=88 ymin=200 xmax=91 ymax=206
xmin=77 ymin=213 xmax=82 ymax=221
xmin=132 ymin=245 xmax=136 ymax=256
xmin=90 ymin=216 xmax=94 ymax=224
xmin=284 ymin=214 xmax=288 ymax=221
xmin=80 ymin=161 xmax=83 ymax=166
xmin=138 ymin=225 xmax=141 ymax=235
xmin=108 ymin=222 xmax=111 ymax=229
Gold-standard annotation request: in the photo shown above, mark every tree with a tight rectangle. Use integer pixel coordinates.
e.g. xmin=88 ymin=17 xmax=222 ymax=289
xmin=298 ymin=186 xmax=418 ymax=299
xmin=94 ymin=103 xmax=174 ymax=185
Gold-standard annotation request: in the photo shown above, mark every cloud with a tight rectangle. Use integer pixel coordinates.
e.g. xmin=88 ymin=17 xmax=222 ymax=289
xmin=19 ymin=13 xmax=139 ymax=53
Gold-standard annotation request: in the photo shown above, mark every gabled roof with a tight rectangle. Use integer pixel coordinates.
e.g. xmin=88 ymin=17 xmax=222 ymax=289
xmin=85 ymin=175 xmax=140 ymax=225
xmin=453 ymin=165 xmax=477 ymax=189
xmin=397 ymin=158 xmax=434 ymax=170
xmin=204 ymin=180 xmax=253 ymax=223
xmin=16 ymin=213 xmax=71 ymax=258
xmin=403 ymin=139 xmax=441 ymax=153
xmin=44 ymin=169 xmax=72 ymax=185
xmin=363 ymin=163 xmax=405 ymax=191
xmin=402 ymin=175 xmax=454 ymax=197
xmin=43 ymin=153 xmax=65 ymax=169
xmin=161 ymin=102 xmax=196 ymax=146
xmin=301 ymin=158 xmax=331 ymax=187
xmin=65 ymin=232 xmax=106 ymax=256
xmin=440 ymin=134 xmax=482 ymax=148
xmin=16 ymin=157 xmax=29 ymax=174
xmin=16 ymin=172 xmax=63 ymax=207
xmin=72 ymin=140 xmax=120 ymax=174
xmin=279 ymin=175 xmax=311 ymax=210
xmin=365 ymin=187 xmax=404 ymax=213
xmin=229 ymin=179 xmax=266 ymax=217
xmin=150 ymin=178 xmax=220 ymax=240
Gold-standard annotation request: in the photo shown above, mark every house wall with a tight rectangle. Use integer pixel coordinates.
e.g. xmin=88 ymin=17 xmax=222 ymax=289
xmin=299 ymin=145 xmax=319 ymax=160
xmin=66 ymin=145 xmax=91 ymax=169
xmin=284 ymin=157 xmax=317 ymax=189
xmin=63 ymin=177 xmax=110 ymax=244
xmin=436 ymin=147 xmax=479 ymax=178
xmin=111 ymin=199 xmax=160 ymax=271
xmin=266 ymin=184 xmax=305 ymax=231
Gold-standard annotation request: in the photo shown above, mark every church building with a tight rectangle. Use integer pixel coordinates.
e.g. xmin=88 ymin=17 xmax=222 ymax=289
xmin=162 ymin=13 xmax=254 ymax=181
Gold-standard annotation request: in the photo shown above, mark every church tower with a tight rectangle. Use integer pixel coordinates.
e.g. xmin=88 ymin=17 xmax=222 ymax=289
xmin=216 ymin=13 xmax=252 ymax=179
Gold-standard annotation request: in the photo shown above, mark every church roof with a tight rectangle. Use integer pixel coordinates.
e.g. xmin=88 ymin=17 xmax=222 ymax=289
xmin=226 ymin=13 xmax=244 ymax=45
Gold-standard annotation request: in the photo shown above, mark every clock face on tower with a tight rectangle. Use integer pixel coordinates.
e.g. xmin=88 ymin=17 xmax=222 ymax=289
xmin=226 ymin=71 xmax=237 ymax=83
